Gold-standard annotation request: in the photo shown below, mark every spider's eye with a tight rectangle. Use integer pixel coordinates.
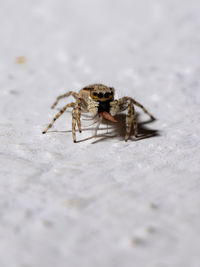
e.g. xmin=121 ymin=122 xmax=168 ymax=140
xmin=98 ymin=93 xmax=103 ymax=98
xmin=93 ymin=92 xmax=97 ymax=96
xmin=104 ymin=92 xmax=110 ymax=98
xmin=110 ymin=91 xmax=113 ymax=95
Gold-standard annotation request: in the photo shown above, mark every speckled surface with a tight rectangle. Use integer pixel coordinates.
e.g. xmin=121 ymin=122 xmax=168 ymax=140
xmin=1 ymin=1 xmax=200 ymax=267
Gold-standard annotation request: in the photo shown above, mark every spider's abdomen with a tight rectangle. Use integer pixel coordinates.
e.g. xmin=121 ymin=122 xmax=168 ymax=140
xmin=98 ymin=100 xmax=111 ymax=113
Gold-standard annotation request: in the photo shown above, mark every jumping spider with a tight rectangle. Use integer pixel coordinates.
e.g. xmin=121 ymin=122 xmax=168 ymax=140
xmin=42 ymin=84 xmax=155 ymax=142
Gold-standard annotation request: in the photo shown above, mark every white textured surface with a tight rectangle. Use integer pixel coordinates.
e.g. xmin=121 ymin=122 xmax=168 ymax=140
xmin=1 ymin=1 xmax=200 ymax=267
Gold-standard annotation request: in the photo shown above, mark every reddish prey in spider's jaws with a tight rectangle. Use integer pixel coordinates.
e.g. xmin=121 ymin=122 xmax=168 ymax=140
xmin=100 ymin=111 xmax=117 ymax=122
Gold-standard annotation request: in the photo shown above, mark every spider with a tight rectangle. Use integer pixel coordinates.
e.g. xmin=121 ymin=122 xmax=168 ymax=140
xmin=42 ymin=83 xmax=155 ymax=142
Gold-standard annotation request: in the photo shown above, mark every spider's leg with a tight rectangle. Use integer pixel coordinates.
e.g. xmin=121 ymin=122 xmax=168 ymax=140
xmin=132 ymin=103 xmax=138 ymax=137
xmin=72 ymin=107 xmax=77 ymax=142
xmin=119 ymin=97 xmax=154 ymax=120
xmin=130 ymin=98 xmax=155 ymax=120
xmin=125 ymin=102 xmax=138 ymax=141
xmin=51 ymin=91 xmax=78 ymax=109
xmin=77 ymin=98 xmax=82 ymax=133
xmin=133 ymin=110 xmax=138 ymax=137
xmin=42 ymin=102 xmax=75 ymax=134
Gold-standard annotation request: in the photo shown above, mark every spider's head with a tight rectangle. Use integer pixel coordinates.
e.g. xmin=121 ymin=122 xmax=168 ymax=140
xmin=90 ymin=84 xmax=114 ymax=102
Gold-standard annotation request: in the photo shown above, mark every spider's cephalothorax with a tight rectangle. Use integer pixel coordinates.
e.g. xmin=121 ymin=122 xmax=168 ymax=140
xmin=89 ymin=84 xmax=114 ymax=102
xmin=83 ymin=84 xmax=114 ymax=114
xmin=42 ymin=83 xmax=155 ymax=142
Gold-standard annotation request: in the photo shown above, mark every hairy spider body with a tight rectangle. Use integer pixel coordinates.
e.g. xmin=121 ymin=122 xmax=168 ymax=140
xmin=42 ymin=83 xmax=155 ymax=142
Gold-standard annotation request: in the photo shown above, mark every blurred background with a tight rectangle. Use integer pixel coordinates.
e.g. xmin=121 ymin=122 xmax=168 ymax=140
xmin=0 ymin=1 xmax=200 ymax=267
xmin=2 ymin=0 xmax=200 ymax=90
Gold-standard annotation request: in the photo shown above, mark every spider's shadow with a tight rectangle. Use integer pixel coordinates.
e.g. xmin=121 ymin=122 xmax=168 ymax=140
xmin=87 ymin=113 xmax=159 ymax=144
xmin=48 ymin=112 xmax=159 ymax=144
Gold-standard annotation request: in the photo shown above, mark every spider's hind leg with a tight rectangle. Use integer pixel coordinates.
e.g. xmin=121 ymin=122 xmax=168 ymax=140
xmin=131 ymin=99 xmax=155 ymax=120
xmin=51 ymin=91 xmax=78 ymax=109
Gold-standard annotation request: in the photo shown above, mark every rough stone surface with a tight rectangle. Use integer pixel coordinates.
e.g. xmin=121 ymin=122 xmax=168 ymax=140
xmin=0 ymin=1 xmax=200 ymax=267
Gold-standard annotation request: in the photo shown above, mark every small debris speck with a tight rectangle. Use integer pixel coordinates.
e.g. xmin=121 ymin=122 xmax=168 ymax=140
xmin=16 ymin=56 xmax=27 ymax=64
xmin=131 ymin=237 xmax=144 ymax=246
xmin=149 ymin=203 xmax=158 ymax=209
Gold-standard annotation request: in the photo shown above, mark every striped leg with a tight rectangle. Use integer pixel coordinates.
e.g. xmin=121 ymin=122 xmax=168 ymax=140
xmin=125 ymin=102 xmax=137 ymax=141
xmin=132 ymin=103 xmax=138 ymax=137
xmin=131 ymin=99 xmax=155 ymax=120
xmin=72 ymin=108 xmax=77 ymax=142
xmin=51 ymin=91 xmax=78 ymax=109
xmin=120 ymin=97 xmax=155 ymax=120
xmin=77 ymin=98 xmax=82 ymax=133
xmin=42 ymin=102 xmax=75 ymax=134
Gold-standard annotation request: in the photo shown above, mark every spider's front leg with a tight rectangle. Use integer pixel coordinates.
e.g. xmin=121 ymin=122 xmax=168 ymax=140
xmin=72 ymin=98 xmax=82 ymax=143
xmin=110 ymin=99 xmax=138 ymax=141
xmin=42 ymin=102 xmax=75 ymax=134
xmin=72 ymin=108 xmax=77 ymax=142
